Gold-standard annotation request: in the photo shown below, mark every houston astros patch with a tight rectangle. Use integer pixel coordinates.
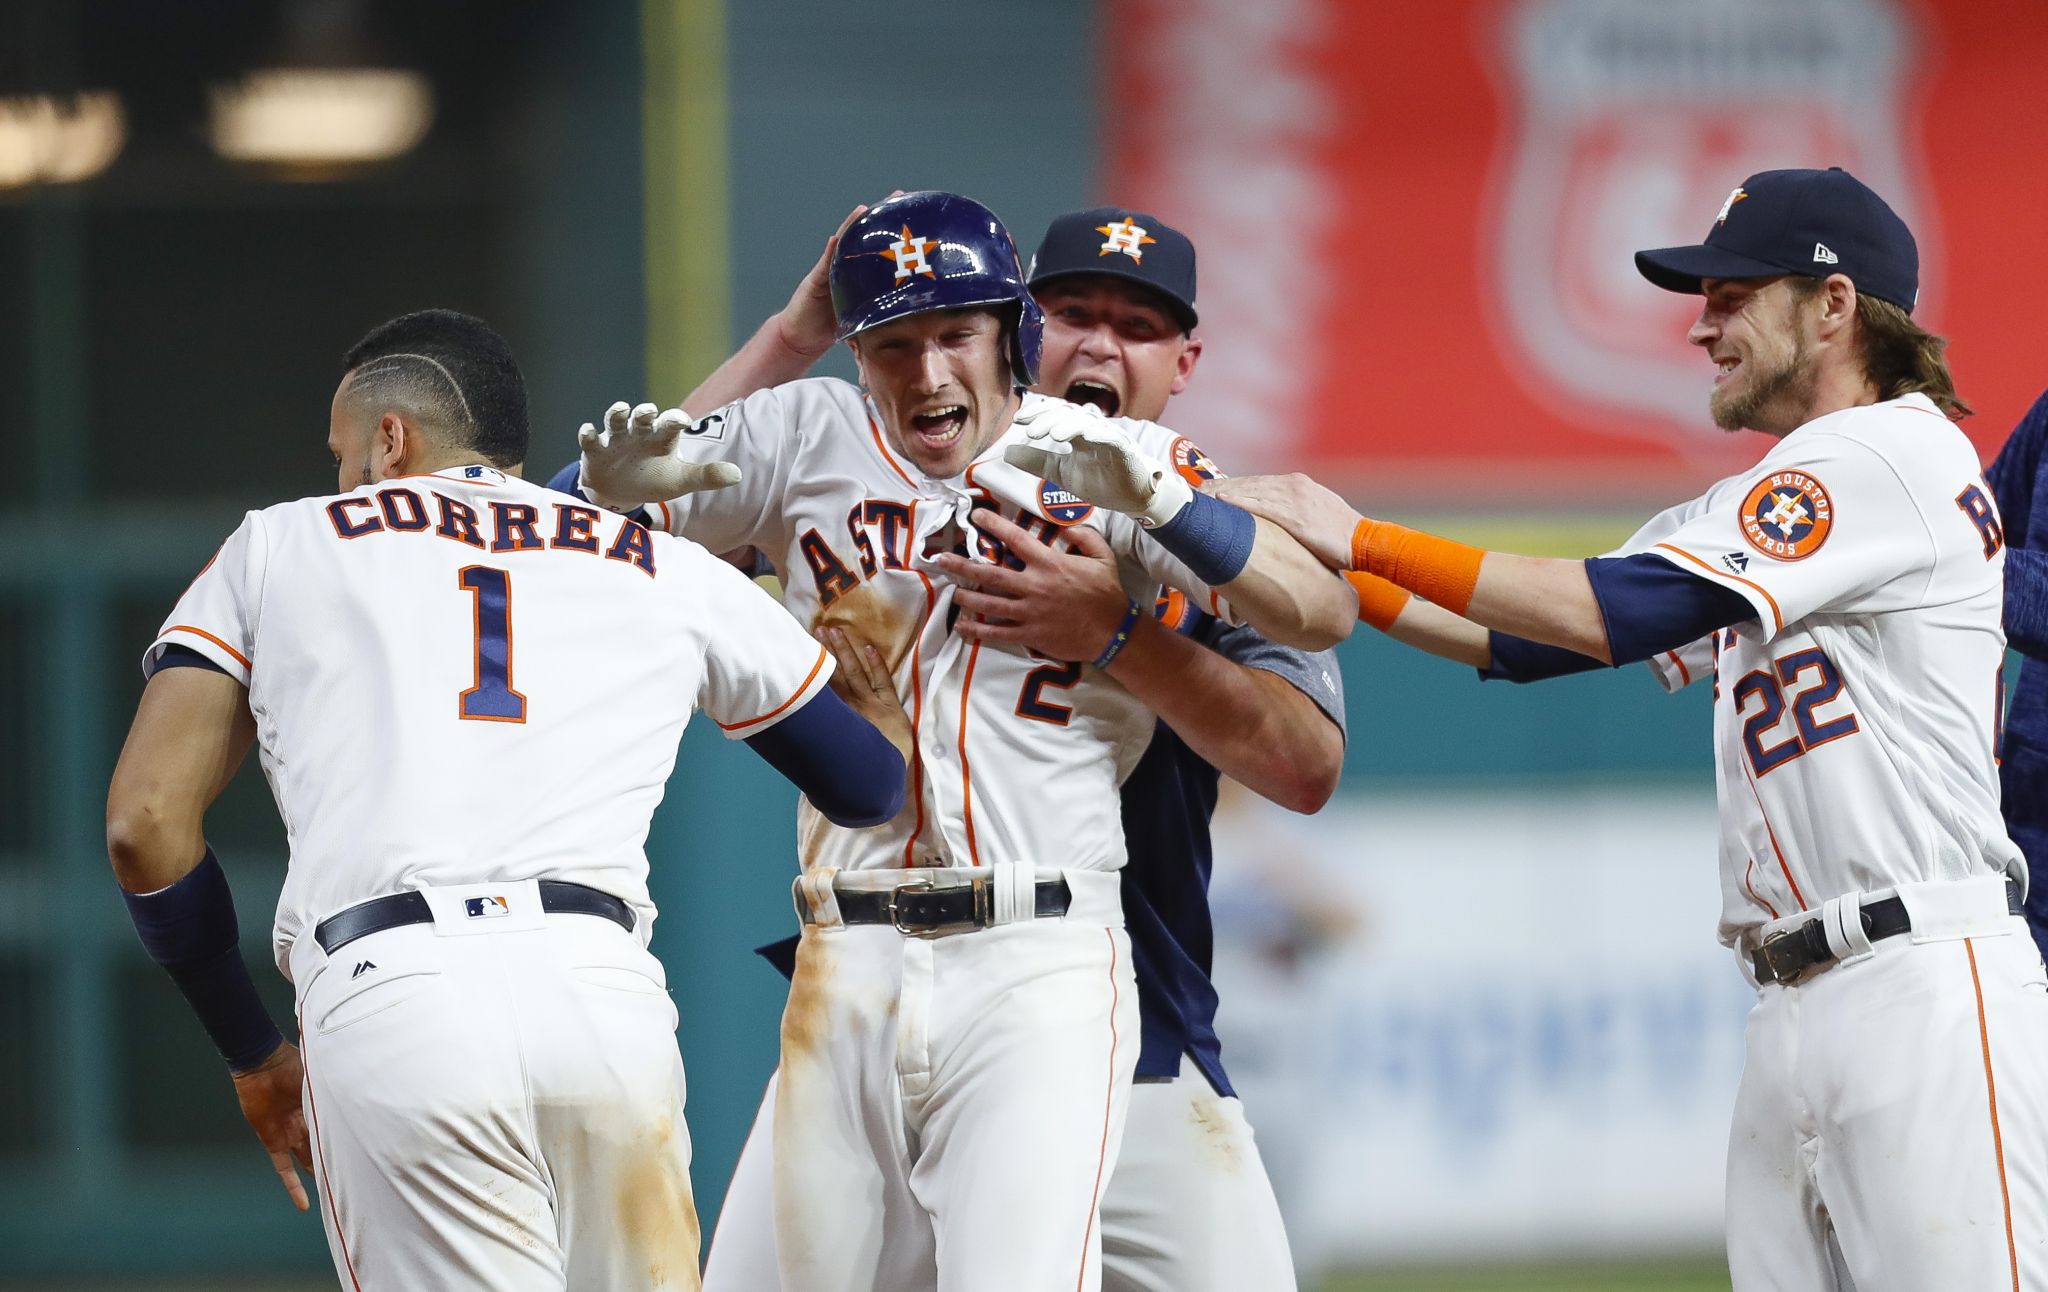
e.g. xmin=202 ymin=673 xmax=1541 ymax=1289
xmin=1740 ymin=471 xmax=1832 ymax=560
xmin=1170 ymin=437 xmax=1222 ymax=489
xmin=1039 ymin=478 xmax=1094 ymax=525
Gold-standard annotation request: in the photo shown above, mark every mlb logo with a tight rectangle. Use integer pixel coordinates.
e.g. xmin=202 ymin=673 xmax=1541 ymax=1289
xmin=465 ymin=465 xmax=487 ymax=478
xmin=464 ymin=895 xmax=511 ymax=919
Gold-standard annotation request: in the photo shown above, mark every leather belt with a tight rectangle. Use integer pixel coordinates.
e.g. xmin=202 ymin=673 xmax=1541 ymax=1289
xmin=795 ymin=875 xmax=1071 ymax=936
xmin=1751 ymin=879 xmax=2021 ymax=986
xmin=314 ymin=881 xmax=635 ymax=955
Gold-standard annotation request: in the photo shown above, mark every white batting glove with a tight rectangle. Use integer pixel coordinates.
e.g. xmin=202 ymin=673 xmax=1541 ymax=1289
xmin=1003 ymin=404 xmax=1191 ymax=529
xmin=577 ymin=401 xmax=742 ymax=509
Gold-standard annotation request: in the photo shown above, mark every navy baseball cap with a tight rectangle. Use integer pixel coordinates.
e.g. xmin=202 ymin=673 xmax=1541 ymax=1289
xmin=1635 ymin=167 xmax=1919 ymax=313
xmin=1026 ymin=206 xmax=1198 ymax=332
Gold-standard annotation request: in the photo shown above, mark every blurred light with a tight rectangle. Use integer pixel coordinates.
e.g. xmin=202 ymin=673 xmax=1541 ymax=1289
xmin=0 ymin=93 xmax=126 ymax=189
xmin=207 ymin=68 xmax=434 ymax=169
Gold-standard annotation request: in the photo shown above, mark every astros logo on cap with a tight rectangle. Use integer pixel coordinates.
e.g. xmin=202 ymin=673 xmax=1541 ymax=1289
xmin=883 ymin=227 xmax=939 ymax=281
xmin=1170 ymin=436 xmax=1222 ymax=489
xmin=1740 ymin=471 xmax=1832 ymax=560
xmin=1097 ymin=218 xmax=1156 ymax=262
xmin=1038 ymin=478 xmax=1094 ymax=525
xmin=1716 ymin=187 xmax=1748 ymax=225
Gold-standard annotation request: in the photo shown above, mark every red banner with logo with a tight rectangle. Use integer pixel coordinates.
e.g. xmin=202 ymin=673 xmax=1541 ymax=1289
xmin=1104 ymin=0 xmax=2048 ymax=503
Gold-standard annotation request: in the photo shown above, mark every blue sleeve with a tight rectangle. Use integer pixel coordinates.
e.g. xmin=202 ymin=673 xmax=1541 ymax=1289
xmin=1987 ymin=389 xmax=2048 ymax=546
xmin=2008 ymin=550 xmax=2048 ymax=659
xmin=743 ymin=686 xmax=905 ymax=828
xmin=1480 ymin=632 xmax=1608 ymax=683
xmin=543 ymin=459 xmax=650 ymax=527
xmin=1585 ymin=552 xmax=1757 ymax=666
xmin=154 ymin=644 xmax=230 ymax=675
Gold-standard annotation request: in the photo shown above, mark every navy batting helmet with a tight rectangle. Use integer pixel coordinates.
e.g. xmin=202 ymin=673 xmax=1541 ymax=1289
xmin=830 ymin=191 xmax=1045 ymax=387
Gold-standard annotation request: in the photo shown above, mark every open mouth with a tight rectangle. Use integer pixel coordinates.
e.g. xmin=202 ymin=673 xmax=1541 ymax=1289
xmin=1713 ymin=355 xmax=1741 ymax=385
xmin=1064 ymin=380 xmax=1121 ymax=417
xmin=910 ymin=405 xmax=968 ymax=444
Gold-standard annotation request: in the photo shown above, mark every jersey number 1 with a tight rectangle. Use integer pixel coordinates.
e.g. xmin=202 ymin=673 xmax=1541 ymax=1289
xmin=458 ymin=565 xmax=526 ymax=723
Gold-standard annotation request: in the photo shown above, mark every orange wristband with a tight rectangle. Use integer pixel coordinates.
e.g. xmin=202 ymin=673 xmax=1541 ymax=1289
xmin=1350 ymin=518 xmax=1485 ymax=616
xmin=1345 ymin=572 xmax=1411 ymax=632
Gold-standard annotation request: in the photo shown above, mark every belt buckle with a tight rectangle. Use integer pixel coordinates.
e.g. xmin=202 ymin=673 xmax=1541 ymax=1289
xmin=888 ymin=875 xmax=990 ymax=937
xmin=1755 ymin=926 xmax=1811 ymax=985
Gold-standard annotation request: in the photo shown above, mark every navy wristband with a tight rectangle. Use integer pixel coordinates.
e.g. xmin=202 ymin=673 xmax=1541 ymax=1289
xmin=1092 ymin=601 xmax=1143 ymax=670
xmin=1149 ymin=490 xmax=1257 ymax=587
xmin=121 ymin=850 xmax=284 ymax=1073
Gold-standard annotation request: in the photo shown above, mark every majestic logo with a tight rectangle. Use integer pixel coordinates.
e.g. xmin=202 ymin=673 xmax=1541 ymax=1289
xmin=1097 ymin=218 xmax=1157 ymax=261
xmin=1740 ymin=471 xmax=1832 ymax=560
xmin=464 ymin=895 xmax=511 ymax=919
xmin=1813 ymin=242 xmax=1839 ymax=264
xmin=1169 ymin=436 xmax=1222 ymax=489
xmin=883 ymin=226 xmax=939 ymax=281
xmin=1719 ymin=551 xmax=1750 ymax=573
xmin=1491 ymin=0 xmax=1923 ymax=452
xmin=1039 ymin=478 xmax=1094 ymax=525
xmin=351 ymin=960 xmax=378 ymax=979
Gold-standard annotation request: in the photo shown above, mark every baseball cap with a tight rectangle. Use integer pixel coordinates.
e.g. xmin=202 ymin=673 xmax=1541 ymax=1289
xmin=1026 ymin=206 xmax=1199 ymax=332
xmin=1634 ymin=167 xmax=1919 ymax=313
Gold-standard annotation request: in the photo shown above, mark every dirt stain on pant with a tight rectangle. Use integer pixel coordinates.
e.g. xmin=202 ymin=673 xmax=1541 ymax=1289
xmin=617 ymin=1116 xmax=701 ymax=1290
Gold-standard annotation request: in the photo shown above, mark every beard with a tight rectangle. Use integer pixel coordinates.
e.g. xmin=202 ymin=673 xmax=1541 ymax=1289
xmin=1710 ymin=327 xmax=1817 ymax=434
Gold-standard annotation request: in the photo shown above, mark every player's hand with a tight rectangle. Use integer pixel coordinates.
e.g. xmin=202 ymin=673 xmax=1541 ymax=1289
xmin=1004 ymin=404 xmax=1191 ymax=528
xmin=931 ymin=512 xmax=1132 ymax=663
xmin=773 ymin=202 xmax=873 ymax=361
xmin=1205 ymin=473 xmax=1363 ymax=571
xmin=578 ymin=401 xmax=743 ymax=509
xmin=822 ymin=626 xmax=912 ymax=764
xmin=230 ymin=1040 xmax=313 ymax=1212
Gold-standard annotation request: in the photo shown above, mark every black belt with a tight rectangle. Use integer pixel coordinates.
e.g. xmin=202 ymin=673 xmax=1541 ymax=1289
xmin=796 ymin=875 xmax=1071 ymax=936
xmin=314 ymin=881 xmax=635 ymax=955
xmin=1751 ymin=878 xmax=2021 ymax=986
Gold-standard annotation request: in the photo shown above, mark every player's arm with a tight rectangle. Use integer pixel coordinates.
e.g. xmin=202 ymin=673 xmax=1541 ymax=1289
xmin=677 ymin=202 xmax=869 ymax=413
xmin=1004 ymin=415 xmax=1353 ymax=650
xmin=105 ymin=661 xmax=312 ymax=1212
xmin=741 ymin=685 xmax=905 ymax=828
xmin=936 ymin=512 xmax=1342 ymax=812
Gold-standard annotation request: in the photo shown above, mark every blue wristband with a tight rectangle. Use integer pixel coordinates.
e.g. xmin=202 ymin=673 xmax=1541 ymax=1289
xmin=1148 ymin=490 xmax=1257 ymax=587
xmin=121 ymin=849 xmax=285 ymax=1073
xmin=1092 ymin=601 xmax=1144 ymax=670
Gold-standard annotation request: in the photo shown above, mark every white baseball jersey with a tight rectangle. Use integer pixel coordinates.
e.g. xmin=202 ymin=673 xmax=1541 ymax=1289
xmin=642 ymin=379 xmax=1232 ymax=877
xmin=144 ymin=465 xmax=834 ymax=975
xmin=1611 ymin=394 xmax=2020 ymax=945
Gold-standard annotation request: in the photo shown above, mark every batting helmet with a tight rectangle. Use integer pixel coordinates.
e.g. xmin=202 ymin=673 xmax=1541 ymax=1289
xmin=830 ymin=191 xmax=1045 ymax=387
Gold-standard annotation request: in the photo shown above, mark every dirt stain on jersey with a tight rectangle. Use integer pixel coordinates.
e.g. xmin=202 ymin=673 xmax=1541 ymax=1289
xmin=617 ymin=1116 xmax=701 ymax=1289
xmin=812 ymin=579 xmax=916 ymax=677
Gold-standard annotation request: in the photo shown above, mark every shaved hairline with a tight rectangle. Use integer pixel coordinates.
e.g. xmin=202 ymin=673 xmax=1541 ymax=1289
xmin=344 ymin=351 xmax=478 ymax=428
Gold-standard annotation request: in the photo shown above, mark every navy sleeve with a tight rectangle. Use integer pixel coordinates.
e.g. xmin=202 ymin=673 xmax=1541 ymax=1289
xmin=2009 ymin=550 xmax=2048 ymax=659
xmin=154 ymin=644 xmax=230 ymax=675
xmin=1585 ymin=552 xmax=1757 ymax=665
xmin=1987 ymin=389 xmax=2048 ymax=547
xmin=743 ymin=686 xmax=905 ymax=828
xmin=544 ymin=459 xmax=650 ymax=527
xmin=1480 ymin=632 xmax=1608 ymax=683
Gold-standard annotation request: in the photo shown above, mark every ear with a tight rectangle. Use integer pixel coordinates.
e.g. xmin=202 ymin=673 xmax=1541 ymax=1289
xmin=1169 ymin=335 xmax=1204 ymax=397
xmin=1815 ymin=273 xmax=1858 ymax=341
xmin=372 ymin=413 xmax=411 ymax=481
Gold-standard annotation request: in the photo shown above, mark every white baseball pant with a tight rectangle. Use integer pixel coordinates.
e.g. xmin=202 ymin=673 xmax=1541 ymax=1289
xmin=707 ymin=1070 xmax=1296 ymax=1292
xmin=1725 ymin=886 xmax=2048 ymax=1290
xmin=293 ymin=891 xmax=699 ymax=1291
xmin=769 ymin=867 xmax=1138 ymax=1292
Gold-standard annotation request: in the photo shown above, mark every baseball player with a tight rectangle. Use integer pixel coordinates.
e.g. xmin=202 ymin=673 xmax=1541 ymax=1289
xmin=1987 ymin=389 xmax=2048 ymax=962
xmin=1091 ymin=167 xmax=2047 ymax=1290
xmin=572 ymin=191 xmax=1356 ymax=1291
xmin=105 ymin=309 xmax=905 ymax=1291
xmin=676 ymin=207 xmax=1340 ymax=1292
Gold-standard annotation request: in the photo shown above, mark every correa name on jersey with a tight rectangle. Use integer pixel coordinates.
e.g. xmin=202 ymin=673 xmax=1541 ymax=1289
xmin=326 ymin=482 xmax=659 ymax=577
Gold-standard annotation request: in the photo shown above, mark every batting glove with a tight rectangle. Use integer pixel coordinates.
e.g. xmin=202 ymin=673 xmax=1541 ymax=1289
xmin=578 ymin=401 xmax=742 ymax=509
xmin=1003 ymin=404 xmax=1191 ymax=529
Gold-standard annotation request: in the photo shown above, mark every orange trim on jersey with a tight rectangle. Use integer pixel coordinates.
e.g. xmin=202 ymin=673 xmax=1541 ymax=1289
xmin=655 ymin=499 xmax=675 ymax=534
xmin=717 ymin=643 xmax=830 ymax=733
xmin=900 ymin=513 xmax=937 ymax=867
xmin=299 ymin=1008 xmax=365 ymax=1292
xmin=392 ymin=468 xmax=503 ymax=485
xmin=958 ymin=638 xmax=984 ymax=866
xmin=164 ymin=624 xmax=251 ymax=671
xmin=867 ymin=413 xmax=919 ymax=492
xmin=1742 ymin=858 xmax=1780 ymax=921
xmin=1076 ymin=929 xmax=1121 ymax=1292
xmin=1742 ymin=767 xmax=1808 ymax=911
xmin=1654 ymin=543 xmax=1784 ymax=634
xmin=1665 ymin=649 xmax=1692 ymax=688
xmin=1965 ymin=939 xmax=2022 ymax=1292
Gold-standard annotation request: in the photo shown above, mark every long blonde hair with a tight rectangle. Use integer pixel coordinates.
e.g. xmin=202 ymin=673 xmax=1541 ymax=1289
xmin=1855 ymin=295 xmax=1972 ymax=419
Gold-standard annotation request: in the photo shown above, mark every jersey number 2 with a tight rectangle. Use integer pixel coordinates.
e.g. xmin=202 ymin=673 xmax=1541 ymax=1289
xmin=458 ymin=565 xmax=527 ymax=723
